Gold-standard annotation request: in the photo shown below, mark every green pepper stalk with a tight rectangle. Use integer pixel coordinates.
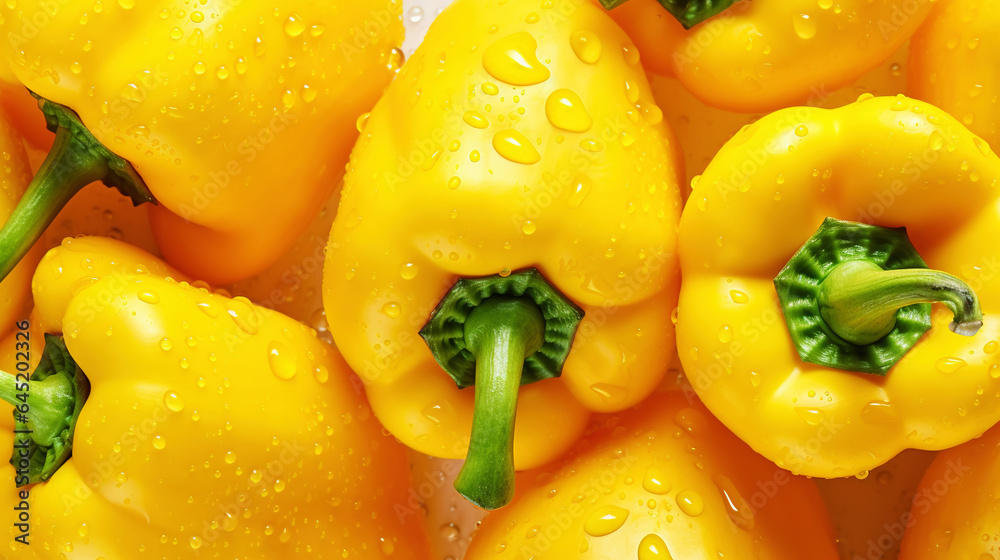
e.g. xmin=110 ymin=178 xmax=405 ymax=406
xmin=596 ymin=0 xmax=742 ymax=28
xmin=420 ymin=269 xmax=584 ymax=509
xmin=0 ymin=93 xmax=154 ymax=283
xmin=775 ymin=218 xmax=983 ymax=375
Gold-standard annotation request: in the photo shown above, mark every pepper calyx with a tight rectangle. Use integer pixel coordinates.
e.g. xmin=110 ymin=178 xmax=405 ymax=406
xmin=0 ymin=335 xmax=90 ymax=486
xmin=597 ymin=0 xmax=742 ymax=29
xmin=419 ymin=268 xmax=584 ymax=389
xmin=774 ymin=218 xmax=983 ymax=375
xmin=0 ymin=93 xmax=155 ymax=283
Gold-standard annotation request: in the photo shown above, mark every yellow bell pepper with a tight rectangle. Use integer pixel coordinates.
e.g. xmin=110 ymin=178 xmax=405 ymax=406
xmin=897 ymin=420 xmax=996 ymax=559
xmin=0 ymin=0 xmax=403 ymax=284
xmin=0 ymin=236 xmax=430 ymax=558
xmin=602 ymin=0 xmax=933 ymax=112
xmin=909 ymin=0 xmax=1000 ymax=148
xmin=465 ymin=391 xmax=840 ymax=559
xmin=678 ymin=94 xmax=1000 ymax=479
xmin=324 ymin=0 xmax=682 ymax=509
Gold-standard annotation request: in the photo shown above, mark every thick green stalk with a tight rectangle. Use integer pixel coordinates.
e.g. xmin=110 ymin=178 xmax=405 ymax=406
xmin=818 ymin=260 xmax=983 ymax=345
xmin=453 ymin=296 xmax=544 ymax=510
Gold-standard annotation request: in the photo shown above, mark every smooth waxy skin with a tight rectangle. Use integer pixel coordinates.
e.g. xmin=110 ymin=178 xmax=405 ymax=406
xmin=898 ymin=422 xmax=1000 ymax=559
xmin=466 ymin=392 xmax=839 ymax=559
xmin=678 ymin=95 xmax=1000 ymax=478
xmin=605 ymin=0 xmax=933 ymax=112
xmin=909 ymin=0 xmax=1000 ymax=148
xmin=1 ymin=237 xmax=429 ymax=559
xmin=324 ymin=0 xmax=682 ymax=468
xmin=0 ymin=0 xmax=403 ymax=284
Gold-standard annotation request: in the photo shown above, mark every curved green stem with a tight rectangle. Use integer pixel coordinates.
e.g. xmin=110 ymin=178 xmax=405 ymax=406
xmin=0 ymin=93 xmax=153 ymax=284
xmin=818 ymin=260 xmax=983 ymax=345
xmin=453 ymin=296 xmax=544 ymax=510
xmin=2 ymin=335 xmax=89 ymax=486
xmin=0 ymin=126 xmax=106 ymax=280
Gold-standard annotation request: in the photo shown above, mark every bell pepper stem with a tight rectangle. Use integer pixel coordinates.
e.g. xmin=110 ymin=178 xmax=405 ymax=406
xmin=453 ymin=296 xmax=545 ymax=510
xmin=0 ymin=125 xmax=107 ymax=281
xmin=0 ymin=368 xmax=77 ymax=448
xmin=818 ymin=260 xmax=983 ymax=345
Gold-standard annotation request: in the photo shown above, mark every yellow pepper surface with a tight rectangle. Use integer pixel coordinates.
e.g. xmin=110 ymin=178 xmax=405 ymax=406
xmin=0 ymin=0 xmax=402 ymax=284
xmin=678 ymin=94 xmax=1000 ymax=479
xmin=465 ymin=391 xmax=840 ymax=559
xmin=898 ymin=419 xmax=998 ymax=559
xmin=324 ymin=0 xmax=682 ymax=509
xmin=909 ymin=0 xmax=1000 ymax=148
xmin=603 ymin=0 xmax=933 ymax=112
xmin=0 ymin=236 xmax=430 ymax=559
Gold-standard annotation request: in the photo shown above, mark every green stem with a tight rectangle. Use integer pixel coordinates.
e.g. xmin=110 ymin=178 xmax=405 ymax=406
xmin=0 ymin=368 xmax=76 ymax=448
xmin=0 ymin=93 xmax=154 ymax=284
xmin=453 ymin=296 xmax=545 ymax=510
xmin=818 ymin=260 xmax=983 ymax=345
xmin=0 ymin=126 xmax=108 ymax=281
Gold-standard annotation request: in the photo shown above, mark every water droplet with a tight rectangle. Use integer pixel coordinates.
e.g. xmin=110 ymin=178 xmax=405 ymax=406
xmin=190 ymin=10 xmax=204 ymax=22
xmin=225 ymin=297 xmax=260 ymax=335
xmin=521 ymin=220 xmax=537 ymax=235
xmin=794 ymin=125 xmax=809 ymax=137
xmin=388 ymin=47 xmax=405 ymax=72
xmin=583 ymin=505 xmax=629 ymax=536
xmin=717 ymin=325 xmax=732 ymax=343
xmin=855 ymin=469 xmax=870 ymax=480
xmin=190 ymin=536 xmax=202 ymax=550
xmin=638 ymin=534 xmax=672 ymax=560
xmin=862 ymin=401 xmax=899 ymax=424
xmin=984 ymin=341 xmax=998 ymax=354
xmin=493 ymin=129 xmax=540 ymax=164
xmin=579 ymin=138 xmax=604 ymax=152
xmin=267 ymin=341 xmax=298 ymax=379
xmin=470 ymin=150 xmax=481 ymax=162
xmin=793 ymin=14 xmax=817 ymax=39
xmin=164 ymin=391 xmax=185 ymax=412
xmin=160 ymin=337 xmax=173 ymax=351
xmin=284 ymin=13 xmax=306 ymax=37
xmin=381 ymin=537 xmax=396 ymax=555
xmin=713 ymin=475 xmax=755 ymax=530
xmin=463 ymin=111 xmax=489 ymax=129
xmin=481 ymin=82 xmax=499 ymax=95
xmin=273 ymin=479 xmax=286 ymax=493
xmin=152 ymin=436 xmax=166 ymax=450
xmin=567 ymin=176 xmax=593 ymax=208
xmin=138 ymin=290 xmax=160 ymax=304
xmin=729 ymin=290 xmax=749 ymax=304
xmin=482 ymin=32 xmax=550 ymax=86
xmin=193 ymin=61 xmax=207 ymax=75
xmin=589 ymin=383 xmax=628 ymax=404
xmin=117 ymin=0 xmax=134 ymax=8
xmin=499 ymin=267 xmax=512 ymax=277
xmin=936 ymin=357 xmax=967 ymax=374
xmin=301 ymin=84 xmax=317 ymax=102
xmin=794 ymin=407 xmax=823 ymax=426
xmin=407 ymin=6 xmax=423 ymax=23
xmin=440 ymin=523 xmax=460 ymax=542
xmin=400 ymin=263 xmax=419 ymax=279
xmin=545 ymin=89 xmax=592 ymax=132
xmin=380 ymin=302 xmax=401 ymax=318
xmin=448 ymin=176 xmax=462 ymax=190
xmin=642 ymin=466 xmax=671 ymax=494
xmin=676 ymin=490 xmax=704 ymax=517
xmin=570 ymin=30 xmax=602 ymax=64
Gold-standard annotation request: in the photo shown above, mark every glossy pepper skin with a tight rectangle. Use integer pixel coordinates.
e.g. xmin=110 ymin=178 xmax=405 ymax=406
xmin=465 ymin=392 xmax=840 ymax=559
xmin=898 ymin=420 xmax=1000 ymax=559
xmin=0 ymin=236 xmax=430 ymax=559
xmin=909 ymin=0 xmax=1000 ymax=148
xmin=602 ymin=0 xmax=933 ymax=112
xmin=0 ymin=0 xmax=403 ymax=284
xmin=324 ymin=0 xmax=682 ymax=508
xmin=678 ymin=94 xmax=1000 ymax=478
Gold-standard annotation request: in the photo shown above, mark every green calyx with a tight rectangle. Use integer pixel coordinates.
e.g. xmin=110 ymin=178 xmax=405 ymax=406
xmin=0 ymin=92 xmax=155 ymax=283
xmin=0 ymin=335 xmax=90 ymax=486
xmin=774 ymin=218 xmax=983 ymax=375
xmin=420 ymin=268 xmax=584 ymax=509
xmin=597 ymin=0 xmax=742 ymax=29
